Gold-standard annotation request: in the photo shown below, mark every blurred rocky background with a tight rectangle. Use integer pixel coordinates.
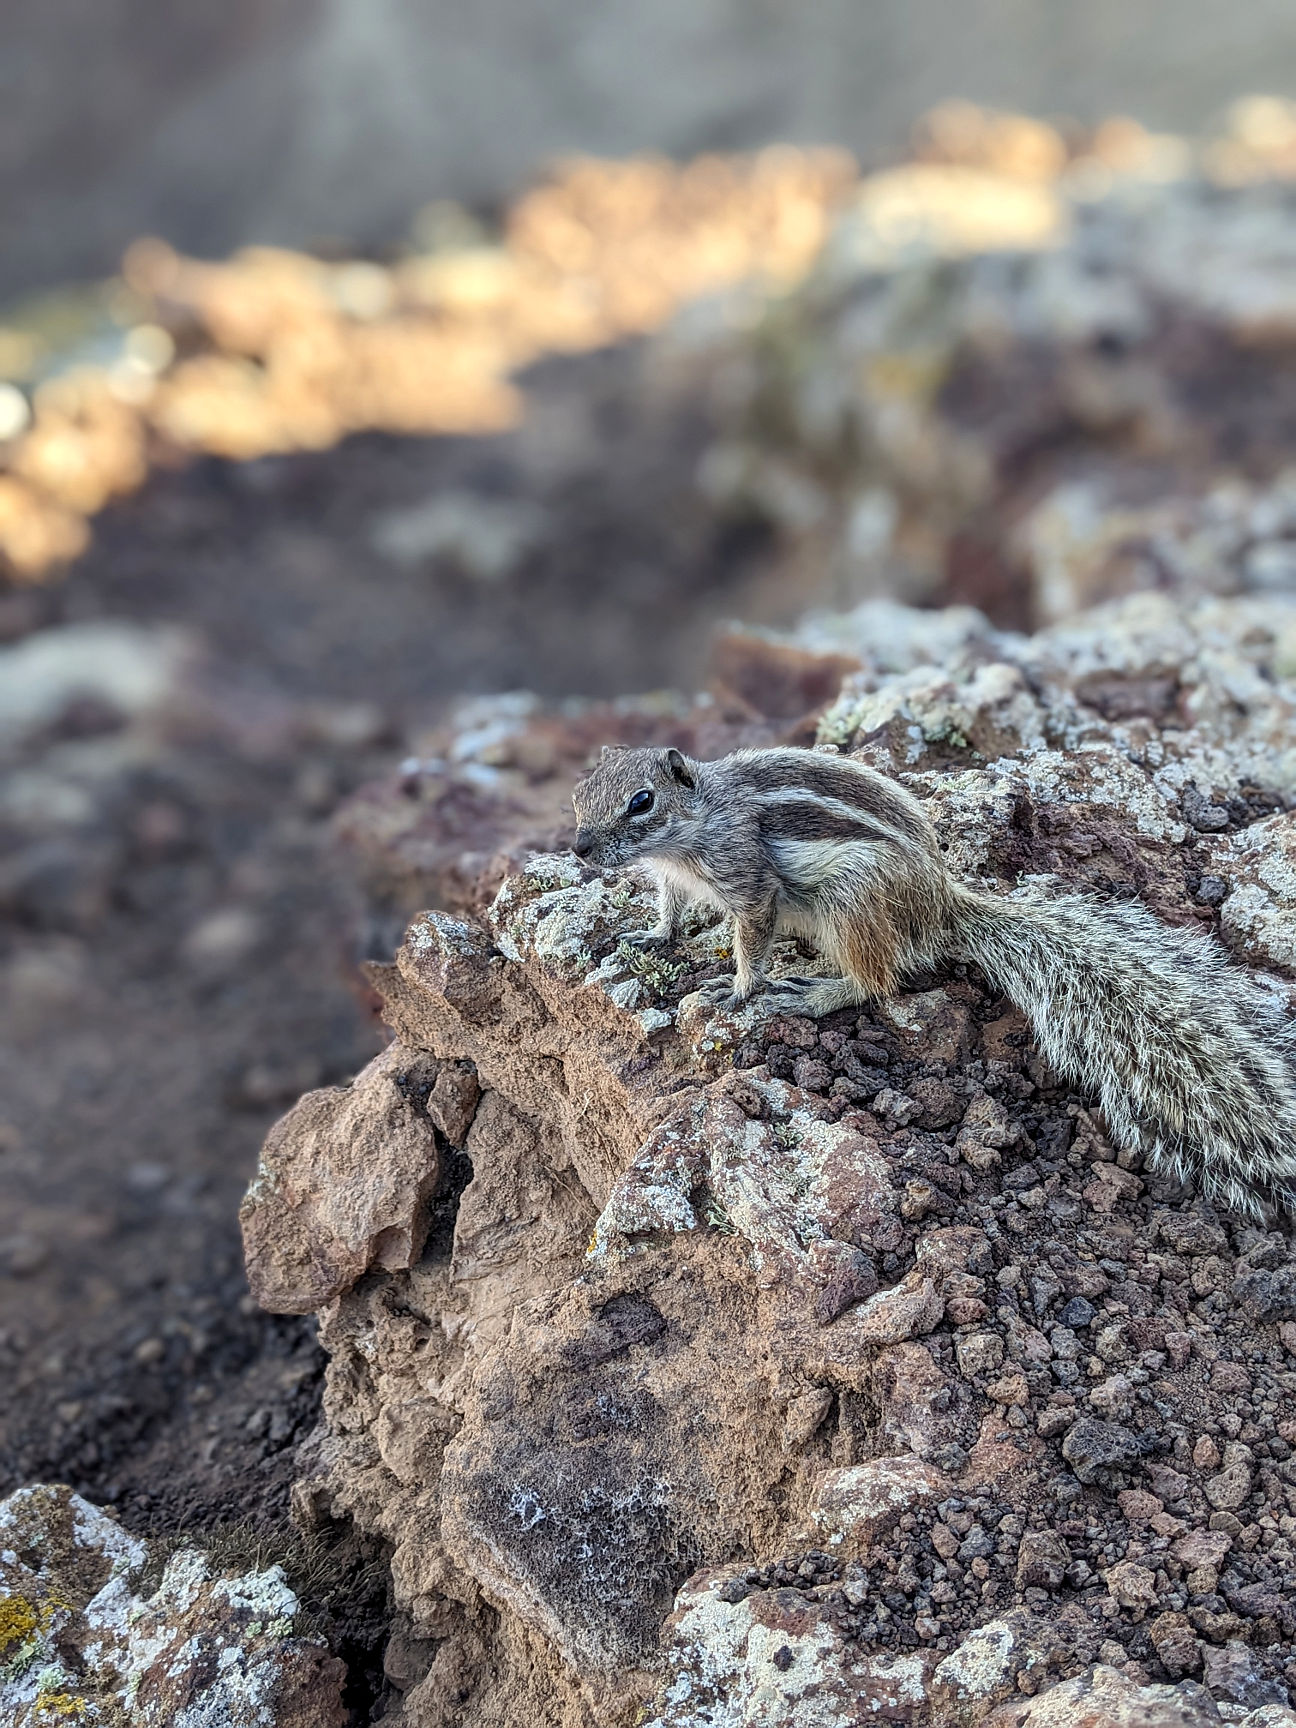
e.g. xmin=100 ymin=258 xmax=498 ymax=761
xmin=8 ymin=6 xmax=1296 ymax=1720
xmin=9 ymin=0 xmax=1296 ymax=299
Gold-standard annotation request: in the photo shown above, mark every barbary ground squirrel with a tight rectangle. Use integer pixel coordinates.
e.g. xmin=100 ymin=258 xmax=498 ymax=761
xmin=571 ymin=744 xmax=1296 ymax=1219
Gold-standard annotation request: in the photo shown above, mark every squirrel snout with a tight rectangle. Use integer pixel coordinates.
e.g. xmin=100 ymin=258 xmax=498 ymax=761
xmin=572 ymin=829 xmax=596 ymax=859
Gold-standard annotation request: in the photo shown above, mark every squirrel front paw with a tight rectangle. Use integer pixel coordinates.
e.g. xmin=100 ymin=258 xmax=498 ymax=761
xmin=619 ymin=927 xmax=672 ymax=950
xmin=693 ymin=973 xmax=753 ymax=1011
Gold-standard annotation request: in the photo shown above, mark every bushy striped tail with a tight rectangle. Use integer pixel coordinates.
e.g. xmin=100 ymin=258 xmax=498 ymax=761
xmin=950 ymin=886 xmax=1296 ymax=1219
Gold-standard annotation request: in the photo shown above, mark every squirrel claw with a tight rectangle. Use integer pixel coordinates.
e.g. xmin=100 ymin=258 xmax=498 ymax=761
xmin=764 ymin=978 xmax=816 ymax=1007
xmin=620 ymin=927 xmax=669 ymax=949
xmin=694 ymin=974 xmax=746 ymax=1009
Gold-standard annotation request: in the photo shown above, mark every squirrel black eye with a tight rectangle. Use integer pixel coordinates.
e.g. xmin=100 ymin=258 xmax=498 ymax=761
xmin=627 ymin=790 xmax=654 ymax=817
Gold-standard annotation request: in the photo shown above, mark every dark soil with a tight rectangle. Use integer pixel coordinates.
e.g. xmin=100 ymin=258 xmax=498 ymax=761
xmin=12 ymin=344 xmax=793 ymax=702
xmin=725 ymin=988 xmax=1296 ymax=1706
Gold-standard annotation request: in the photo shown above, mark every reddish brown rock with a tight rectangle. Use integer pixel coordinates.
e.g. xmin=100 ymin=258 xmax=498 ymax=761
xmin=1104 ymin=1559 xmax=1159 ymax=1613
xmin=244 ymin=588 xmax=1296 ymax=1724
xmin=981 ymin=1661 xmax=1223 ymax=1726
xmin=805 ymin=1456 xmax=950 ymax=1560
xmin=240 ymin=1040 xmax=451 ymax=1313
xmin=1016 ymin=1531 xmax=1070 ymax=1591
xmin=1172 ymin=1528 xmax=1234 ymax=1571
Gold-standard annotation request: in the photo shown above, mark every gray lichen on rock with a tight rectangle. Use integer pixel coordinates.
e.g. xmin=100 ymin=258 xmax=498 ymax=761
xmin=0 ymin=1483 xmax=345 ymax=1726
xmin=238 ymin=587 xmax=1296 ymax=1726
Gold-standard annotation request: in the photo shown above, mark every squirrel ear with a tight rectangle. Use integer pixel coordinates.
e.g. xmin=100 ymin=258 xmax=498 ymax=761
xmin=663 ymin=747 xmax=696 ymax=789
xmin=599 ymin=744 xmax=628 ymax=762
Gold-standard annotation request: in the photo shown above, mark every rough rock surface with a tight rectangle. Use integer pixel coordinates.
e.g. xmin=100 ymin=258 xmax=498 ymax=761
xmin=0 ymin=1482 xmax=346 ymax=1725
xmin=241 ymin=1041 xmax=473 ymax=1314
xmin=242 ymin=593 xmax=1296 ymax=1725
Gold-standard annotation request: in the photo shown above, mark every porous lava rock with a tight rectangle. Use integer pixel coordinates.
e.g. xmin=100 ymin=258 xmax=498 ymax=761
xmin=242 ymin=593 xmax=1296 ymax=1725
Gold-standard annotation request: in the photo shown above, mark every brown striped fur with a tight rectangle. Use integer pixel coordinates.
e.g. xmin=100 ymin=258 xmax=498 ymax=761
xmin=571 ymin=743 xmax=1296 ymax=1219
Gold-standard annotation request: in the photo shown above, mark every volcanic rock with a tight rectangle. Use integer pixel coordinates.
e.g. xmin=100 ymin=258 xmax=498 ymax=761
xmin=0 ymin=1483 xmax=345 ymax=1727
xmin=244 ymin=590 xmax=1296 ymax=1723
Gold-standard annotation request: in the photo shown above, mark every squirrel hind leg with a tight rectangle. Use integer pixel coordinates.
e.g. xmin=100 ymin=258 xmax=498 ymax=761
xmin=763 ymin=975 xmax=869 ymax=1018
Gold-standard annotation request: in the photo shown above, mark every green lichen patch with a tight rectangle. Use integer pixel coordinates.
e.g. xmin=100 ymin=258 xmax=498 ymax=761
xmin=615 ymin=941 xmax=686 ymax=998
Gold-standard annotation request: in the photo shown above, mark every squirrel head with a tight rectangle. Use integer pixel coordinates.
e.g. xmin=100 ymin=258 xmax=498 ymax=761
xmin=571 ymin=746 xmax=699 ymax=869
